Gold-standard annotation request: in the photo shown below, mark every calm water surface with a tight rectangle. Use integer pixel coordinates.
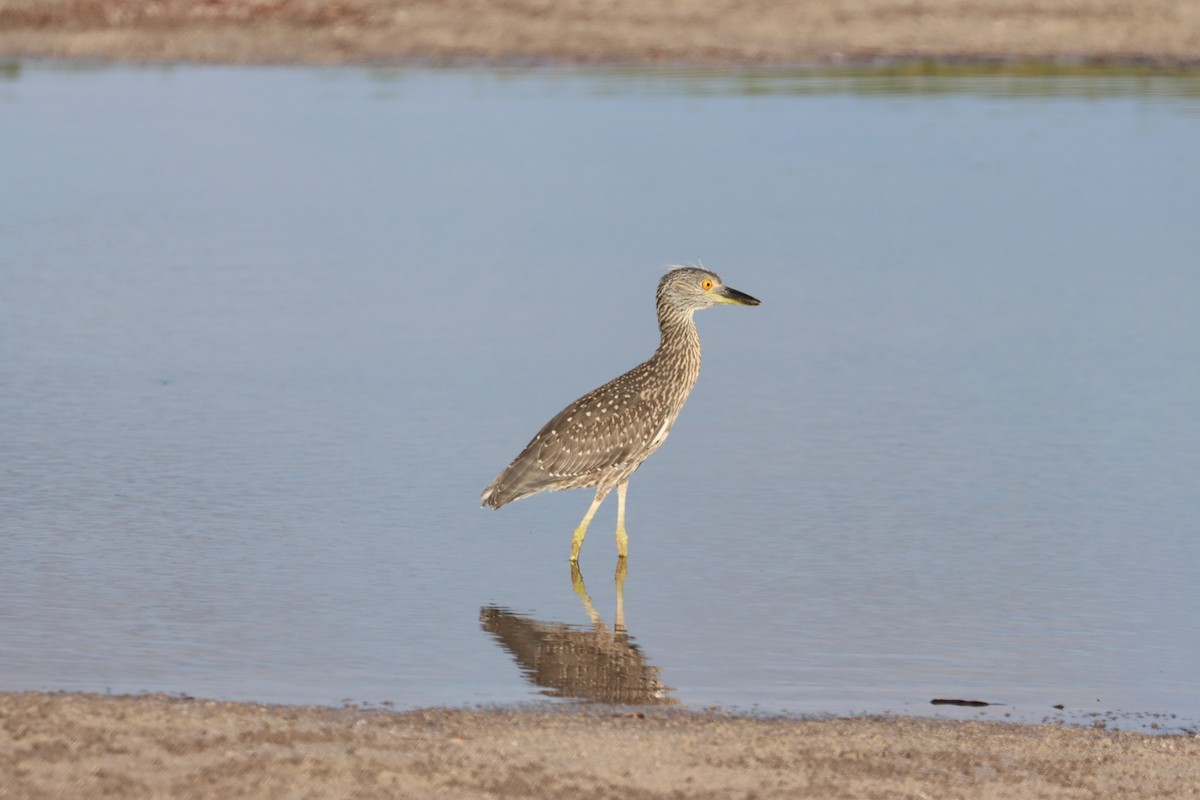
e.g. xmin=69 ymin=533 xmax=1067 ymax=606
xmin=2 ymin=64 xmax=1197 ymax=730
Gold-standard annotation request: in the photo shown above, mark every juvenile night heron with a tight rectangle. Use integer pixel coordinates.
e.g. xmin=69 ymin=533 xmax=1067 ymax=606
xmin=481 ymin=266 xmax=761 ymax=562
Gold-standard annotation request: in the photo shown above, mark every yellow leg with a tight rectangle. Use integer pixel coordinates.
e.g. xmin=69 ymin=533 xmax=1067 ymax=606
xmin=614 ymin=556 xmax=627 ymax=632
xmin=570 ymin=488 xmax=609 ymax=562
xmin=614 ymin=481 xmax=629 ymax=558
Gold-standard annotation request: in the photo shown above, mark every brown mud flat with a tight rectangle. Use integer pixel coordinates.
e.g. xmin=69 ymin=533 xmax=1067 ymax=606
xmin=3 ymin=692 xmax=1200 ymax=799
xmin=0 ymin=0 xmax=1198 ymax=66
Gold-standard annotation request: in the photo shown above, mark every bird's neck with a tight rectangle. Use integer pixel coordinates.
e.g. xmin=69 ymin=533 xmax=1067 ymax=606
xmin=653 ymin=307 xmax=703 ymax=395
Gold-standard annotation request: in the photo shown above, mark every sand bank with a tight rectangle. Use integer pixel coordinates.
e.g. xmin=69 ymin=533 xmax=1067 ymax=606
xmin=0 ymin=0 xmax=1198 ymax=66
xmin=3 ymin=692 xmax=1199 ymax=799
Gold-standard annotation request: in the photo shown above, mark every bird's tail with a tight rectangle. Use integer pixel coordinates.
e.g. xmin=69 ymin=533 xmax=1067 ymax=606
xmin=481 ymin=471 xmax=520 ymax=508
xmin=480 ymin=456 xmax=548 ymax=509
xmin=480 ymin=482 xmax=504 ymax=508
xmin=480 ymin=477 xmax=527 ymax=509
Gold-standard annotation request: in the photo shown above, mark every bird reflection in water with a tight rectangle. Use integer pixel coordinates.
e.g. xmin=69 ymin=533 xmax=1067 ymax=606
xmin=479 ymin=560 xmax=676 ymax=706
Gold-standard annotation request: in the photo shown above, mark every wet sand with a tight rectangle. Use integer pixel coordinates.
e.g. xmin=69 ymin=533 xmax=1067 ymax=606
xmin=0 ymin=0 xmax=1197 ymax=66
xmin=3 ymin=692 xmax=1199 ymax=799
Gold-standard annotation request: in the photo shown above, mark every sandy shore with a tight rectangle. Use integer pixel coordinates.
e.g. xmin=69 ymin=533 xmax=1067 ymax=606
xmin=0 ymin=0 xmax=1198 ymax=66
xmin=1 ymin=692 xmax=1198 ymax=799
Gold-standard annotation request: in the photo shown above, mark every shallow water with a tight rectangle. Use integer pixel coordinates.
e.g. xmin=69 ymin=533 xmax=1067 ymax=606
xmin=2 ymin=63 xmax=1197 ymax=732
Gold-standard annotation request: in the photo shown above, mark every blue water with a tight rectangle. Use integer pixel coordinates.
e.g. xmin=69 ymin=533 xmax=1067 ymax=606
xmin=2 ymin=63 xmax=1197 ymax=731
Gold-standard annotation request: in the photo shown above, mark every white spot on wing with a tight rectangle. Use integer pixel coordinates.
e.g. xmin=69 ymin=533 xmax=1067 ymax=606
xmin=648 ymin=417 xmax=672 ymax=450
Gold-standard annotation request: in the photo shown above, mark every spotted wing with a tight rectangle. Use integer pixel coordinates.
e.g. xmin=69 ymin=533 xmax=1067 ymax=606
xmin=481 ymin=364 xmax=666 ymax=507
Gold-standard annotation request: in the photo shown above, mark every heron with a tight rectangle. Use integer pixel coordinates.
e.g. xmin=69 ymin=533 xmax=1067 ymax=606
xmin=481 ymin=266 xmax=761 ymax=561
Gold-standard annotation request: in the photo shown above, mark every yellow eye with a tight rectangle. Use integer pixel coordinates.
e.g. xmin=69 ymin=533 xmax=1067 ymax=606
xmin=701 ymin=278 xmax=714 ymax=291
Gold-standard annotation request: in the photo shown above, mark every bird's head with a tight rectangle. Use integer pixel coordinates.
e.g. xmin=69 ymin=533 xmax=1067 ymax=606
xmin=657 ymin=266 xmax=761 ymax=315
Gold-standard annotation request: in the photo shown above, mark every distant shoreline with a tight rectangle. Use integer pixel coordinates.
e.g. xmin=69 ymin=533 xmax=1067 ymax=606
xmin=1 ymin=0 xmax=1197 ymax=67
xmin=4 ymin=691 xmax=1199 ymax=799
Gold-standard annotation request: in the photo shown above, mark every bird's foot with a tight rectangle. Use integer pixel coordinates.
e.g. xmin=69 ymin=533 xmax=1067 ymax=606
xmin=615 ymin=525 xmax=629 ymax=559
xmin=570 ymin=524 xmax=588 ymax=562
